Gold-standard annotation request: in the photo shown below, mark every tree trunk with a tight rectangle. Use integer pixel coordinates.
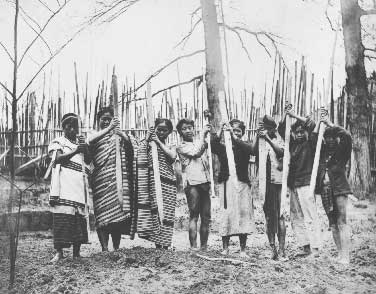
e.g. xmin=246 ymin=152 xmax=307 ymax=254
xmin=8 ymin=0 xmax=19 ymax=288
xmin=340 ymin=0 xmax=372 ymax=198
xmin=200 ymin=0 xmax=225 ymax=129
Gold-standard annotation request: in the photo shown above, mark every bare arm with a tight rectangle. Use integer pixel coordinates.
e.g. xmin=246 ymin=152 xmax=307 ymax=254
xmin=154 ymin=138 xmax=177 ymax=161
xmin=264 ymin=135 xmax=284 ymax=158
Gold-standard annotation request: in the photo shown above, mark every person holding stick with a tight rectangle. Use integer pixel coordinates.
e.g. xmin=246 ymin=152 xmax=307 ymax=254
xmin=257 ymin=115 xmax=287 ymax=260
xmin=137 ymin=118 xmax=177 ymax=250
xmin=176 ymin=118 xmax=211 ymax=251
xmin=316 ymin=110 xmax=352 ymax=264
xmin=48 ymin=113 xmax=91 ymax=263
xmin=211 ymin=119 xmax=256 ymax=258
xmin=278 ymin=105 xmax=321 ymax=257
xmin=88 ymin=107 xmax=136 ymax=251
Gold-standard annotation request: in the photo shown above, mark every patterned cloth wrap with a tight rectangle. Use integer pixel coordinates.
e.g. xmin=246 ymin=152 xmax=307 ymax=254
xmin=90 ymin=132 xmax=136 ymax=237
xmin=137 ymin=140 xmax=177 ymax=247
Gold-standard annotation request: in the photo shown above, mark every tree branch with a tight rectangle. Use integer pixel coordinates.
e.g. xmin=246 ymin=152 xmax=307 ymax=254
xmin=0 ymin=42 xmax=14 ymax=62
xmin=152 ymin=75 xmax=202 ymax=97
xmin=361 ymin=8 xmax=376 ymax=15
xmin=174 ymin=18 xmax=202 ymax=49
xmin=36 ymin=0 xmax=54 ymax=13
xmin=0 ymin=82 xmax=13 ymax=102
xmin=219 ymin=23 xmax=281 ymax=59
xmin=89 ymin=0 xmax=139 ymax=24
xmin=365 ymin=48 xmax=376 ymax=53
xmin=19 ymin=11 xmax=52 ymax=56
xmin=222 ymin=24 xmax=252 ymax=62
xmin=124 ymin=49 xmax=205 ymax=99
xmin=17 ymin=25 xmax=86 ymax=101
xmin=18 ymin=0 xmax=71 ymax=68
xmin=365 ymin=55 xmax=376 ymax=60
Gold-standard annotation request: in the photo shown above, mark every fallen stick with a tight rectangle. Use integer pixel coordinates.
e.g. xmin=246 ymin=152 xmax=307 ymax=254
xmin=195 ymin=253 xmax=260 ymax=267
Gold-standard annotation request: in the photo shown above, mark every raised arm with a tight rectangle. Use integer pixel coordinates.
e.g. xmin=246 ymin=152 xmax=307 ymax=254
xmin=177 ymin=125 xmax=210 ymax=158
xmin=87 ymin=116 xmax=118 ymax=144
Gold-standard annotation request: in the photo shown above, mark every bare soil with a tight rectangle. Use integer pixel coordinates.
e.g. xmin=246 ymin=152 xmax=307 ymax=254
xmin=0 ymin=199 xmax=375 ymax=294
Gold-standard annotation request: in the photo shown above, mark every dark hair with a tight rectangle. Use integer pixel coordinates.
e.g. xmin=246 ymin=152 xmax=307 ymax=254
xmin=324 ymin=127 xmax=336 ymax=138
xmin=96 ymin=106 xmax=114 ymax=121
xmin=230 ymin=119 xmax=246 ymax=135
xmin=61 ymin=113 xmax=78 ymax=129
xmin=291 ymin=120 xmax=305 ymax=132
xmin=176 ymin=118 xmax=194 ymax=136
xmin=155 ymin=118 xmax=173 ymax=133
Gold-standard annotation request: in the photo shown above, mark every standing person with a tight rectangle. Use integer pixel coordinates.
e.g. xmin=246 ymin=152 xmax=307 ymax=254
xmin=278 ymin=106 xmax=321 ymax=257
xmin=137 ymin=118 xmax=177 ymax=249
xmin=176 ymin=119 xmax=211 ymax=251
xmin=88 ymin=107 xmax=136 ymax=251
xmin=316 ymin=113 xmax=352 ymax=264
xmin=211 ymin=119 xmax=256 ymax=258
xmin=258 ymin=115 xmax=287 ymax=260
xmin=48 ymin=113 xmax=90 ymax=263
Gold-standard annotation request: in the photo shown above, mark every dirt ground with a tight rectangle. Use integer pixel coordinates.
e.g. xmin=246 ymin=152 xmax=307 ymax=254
xmin=0 ymin=199 xmax=375 ymax=294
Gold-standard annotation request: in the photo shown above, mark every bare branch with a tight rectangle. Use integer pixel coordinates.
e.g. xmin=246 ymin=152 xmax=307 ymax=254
xmin=365 ymin=48 xmax=376 ymax=53
xmin=18 ymin=0 xmax=71 ymax=68
xmin=19 ymin=11 xmax=52 ymax=56
xmin=219 ymin=23 xmax=281 ymax=58
xmin=125 ymin=49 xmax=205 ymax=98
xmin=19 ymin=5 xmax=42 ymax=31
xmin=174 ymin=18 xmax=202 ymax=49
xmin=222 ymin=24 xmax=252 ymax=62
xmin=0 ymin=42 xmax=14 ymax=62
xmin=152 ymin=75 xmax=202 ymax=97
xmin=89 ymin=0 xmax=139 ymax=24
xmin=17 ymin=25 xmax=86 ymax=101
xmin=0 ymin=82 xmax=13 ymax=101
xmin=365 ymin=55 xmax=376 ymax=60
xmin=361 ymin=8 xmax=376 ymax=15
xmin=36 ymin=0 xmax=54 ymax=13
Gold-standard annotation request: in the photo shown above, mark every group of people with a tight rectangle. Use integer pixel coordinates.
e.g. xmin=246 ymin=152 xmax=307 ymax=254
xmin=47 ymin=104 xmax=352 ymax=265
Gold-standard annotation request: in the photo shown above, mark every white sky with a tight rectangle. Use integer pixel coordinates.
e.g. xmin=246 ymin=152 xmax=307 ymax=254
xmin=0 ymin=0 xmax=375 ymax=116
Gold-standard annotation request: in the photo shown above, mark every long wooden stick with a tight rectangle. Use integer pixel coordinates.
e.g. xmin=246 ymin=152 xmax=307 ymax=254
xmin=195 ymin=253 xmax=260 ymax=267
xmin=74 ymin=62 xmax=90 ymax=242
xmin=309 ymin=25 xmax=339 ymax=198
xmin=146 ymin=81 xmax=164 ymax=221
xmin=111 ymin=68 xmax=124 ymax=208
xmin=281 ymin=78 xmax=292 ymax=216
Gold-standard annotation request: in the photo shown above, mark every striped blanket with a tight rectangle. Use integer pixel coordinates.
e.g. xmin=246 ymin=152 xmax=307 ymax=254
xmin=91 ymin=132 xmax=136 ymax=237
xmin=137 ymin=140 xmax=177 ymax=247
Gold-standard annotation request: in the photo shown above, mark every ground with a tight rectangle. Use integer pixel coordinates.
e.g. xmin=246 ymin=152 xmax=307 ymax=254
xmin=0 ymin=198 xmax=375 ymax=294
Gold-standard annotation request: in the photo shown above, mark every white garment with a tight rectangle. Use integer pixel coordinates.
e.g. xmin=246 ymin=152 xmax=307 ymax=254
xmin=290 ymin=185 xmax=321 ymax=249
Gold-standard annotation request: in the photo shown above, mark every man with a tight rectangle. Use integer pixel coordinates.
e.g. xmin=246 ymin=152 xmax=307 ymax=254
xmin=317 ymin=114 xmax=352 ymax=264
xmin=176 ymin=119 xmax=211 ymax=251
xmin=258 ymin=115 xmax=287 ymax=260
xmin=279 ymin=106 xmax=321 ymax=257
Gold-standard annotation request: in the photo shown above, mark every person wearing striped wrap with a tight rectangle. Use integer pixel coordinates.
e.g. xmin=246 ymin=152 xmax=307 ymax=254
xmin=88 ymin=107 xmax=136 ymax=251
xmin=137 ymin=118 xmax=177 ymax=249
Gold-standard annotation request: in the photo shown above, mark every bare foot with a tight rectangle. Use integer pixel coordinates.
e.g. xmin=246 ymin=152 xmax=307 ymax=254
xmin=239 ymin=251 xmax=250 ymax=259
xmin=50 ymin=252 xmax=63 ymax=264
xmin=220 ymin=249 xmax=229 ymax=256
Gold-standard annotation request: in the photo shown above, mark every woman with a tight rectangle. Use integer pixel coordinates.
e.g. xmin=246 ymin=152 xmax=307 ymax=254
xmin=137 ymin=118 xmax=177 ymax=249
xmin=48 ymin=113 xmax=90 ymax=262
xmin=88 ymin=107 xmax=136 ymax=251
xmin=211 ymin=119 xmax=256 ymax=258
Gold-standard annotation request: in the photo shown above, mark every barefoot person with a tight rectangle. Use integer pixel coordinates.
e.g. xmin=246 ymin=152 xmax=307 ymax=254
xmin=88 ymin=107 xmax=136 ymax=251
xmin=316 ymin=113 xmax=352 ymax=264
xmin=137 ymin=118 xmax=177 ymax=249
xmin=278 ymin=106 xmax=321 ymax=257
xmin=211 ymin=120 xmax=256 ymax=258
xmin=48 ymin=113 xmax=90 ymax=262
xmin=258 ymin=115 xmax=287 ymax=260
xmin=176 ymin=119 xmax=211 ymax=251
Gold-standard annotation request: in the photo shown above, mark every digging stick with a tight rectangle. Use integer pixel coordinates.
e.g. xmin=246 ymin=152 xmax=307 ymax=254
xmin=204 ymin=110 xmax=216 ymax=198
xmin=111 ymin=68 xmax=124 ymax=208
xmin=309 ymin=25 xmax=339 ymax=198
xmin=74 ymin=62 xmax=90 ymax=242
xmin=146 ymin=81 xmax=164 ymax=221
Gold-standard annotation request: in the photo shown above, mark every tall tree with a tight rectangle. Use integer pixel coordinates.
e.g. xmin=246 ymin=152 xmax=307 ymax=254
xmin=340 ymin=0 xmax=374 ymax=198
xmin=200 ymin=0 xmax=225 ymax=129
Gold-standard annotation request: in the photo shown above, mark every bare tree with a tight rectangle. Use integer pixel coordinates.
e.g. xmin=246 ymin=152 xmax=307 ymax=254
xmin=0 ymin=0 xmax=89 ymax=288
xmin=340 ymin=0 xmax=375 ymax=198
